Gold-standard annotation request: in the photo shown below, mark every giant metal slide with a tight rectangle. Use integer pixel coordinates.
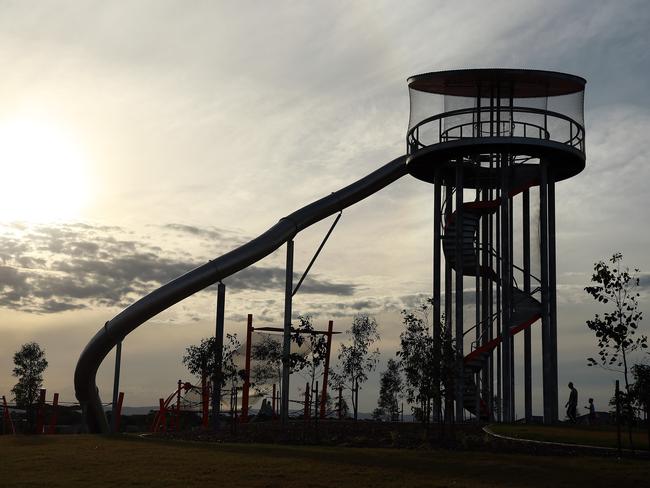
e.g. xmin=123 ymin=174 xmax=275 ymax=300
xmin=74 ymin=155 xmax=409 ymax=433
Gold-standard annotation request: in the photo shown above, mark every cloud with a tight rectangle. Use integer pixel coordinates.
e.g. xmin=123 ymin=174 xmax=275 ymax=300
xmin=635 ymin=272 xmax=650 ymax=293
xmin=223 ymin=266 xmax=356 ymax=296
xmin=0 ymin=222 xmax=357 ymax=314
xmin=161 ymin=223 xmax=227 ymax=241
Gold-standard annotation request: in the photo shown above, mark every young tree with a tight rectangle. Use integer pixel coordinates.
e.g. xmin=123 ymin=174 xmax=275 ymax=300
xmin=182 ymin=334 xmax=243 ymax=389
xmin=585 ymin=253 xmax=647 ymax=449
xmin=376 ymin=358 xmax=402 ymax=421
xmin=12 ymin=342 xmax=48 ymax=432
xmin=397 ymin=299 xmax=458 ymax=424
xmin=630 ymin=363 xmax=650 ymax=415
xmin=249 ymin=317 xmax=319 ymax=398
xmin=329 ymin=376 xmax=351 ymax=418
xmin=336 ymin=313 xmax=380 ymax=420
xmin=250 ymin=334 xmax=284 ymax=395
xmin=292 ymin=314 xmax=329 ymax=397
xmin=585 ymin=253 xmax=647 ymax=392
xmin=629 ymin=363 xmax=650 ymax=447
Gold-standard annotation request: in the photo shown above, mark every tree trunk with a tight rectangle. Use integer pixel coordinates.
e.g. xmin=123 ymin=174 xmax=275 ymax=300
xmin=646 ymin=400 xmax=649 ymax=451
xmin=352 ymin=380 xmax=358 ymax=421
xmin=622 ymin=347 xmax=635 ymax=450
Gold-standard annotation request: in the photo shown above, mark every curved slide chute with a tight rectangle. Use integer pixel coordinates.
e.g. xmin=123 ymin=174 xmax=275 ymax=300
xmin=75 ymin=155 xmax=408 ymax=433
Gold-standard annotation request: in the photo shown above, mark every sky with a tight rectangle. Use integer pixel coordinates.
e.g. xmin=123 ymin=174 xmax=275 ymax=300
xmin=1 ymin=0 xmax=649 ymax=418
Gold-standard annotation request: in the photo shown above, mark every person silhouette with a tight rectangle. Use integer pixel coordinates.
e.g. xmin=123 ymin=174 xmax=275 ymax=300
xmin=565 ymin=382 xmax=578 ymax=423
xmin=584 ymin=398 xmax=595 ymax=425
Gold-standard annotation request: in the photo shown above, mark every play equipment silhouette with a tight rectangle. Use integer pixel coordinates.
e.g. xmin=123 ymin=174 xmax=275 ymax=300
xmin=75 ymin=68 xmax=585 ymax=432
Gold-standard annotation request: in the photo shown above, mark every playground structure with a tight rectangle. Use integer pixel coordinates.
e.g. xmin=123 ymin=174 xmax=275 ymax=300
xmin=74 ymin=69 xmax=586 ymax=432
xmin=242 ymin=314 xmax=339 ymax=421
xmin=151 ymin=314 xmax=340 ymax=431
xmin=2 ymin=395 xmax=15 ymax=434
xmin=151 ymin=380 xmax=211 ymax=432
xmin=1 ymin=390 xmax=70 ymax=435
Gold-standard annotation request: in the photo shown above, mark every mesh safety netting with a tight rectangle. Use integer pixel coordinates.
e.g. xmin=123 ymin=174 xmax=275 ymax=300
xmin=407 ymin=70 xmax=584 ymax=150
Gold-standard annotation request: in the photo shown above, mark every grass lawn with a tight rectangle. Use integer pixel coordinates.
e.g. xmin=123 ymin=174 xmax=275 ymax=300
xmin=490 ymin=423 xmax=650 ymax=450
xmin=1 ymin=435 xmax=649 ymax=487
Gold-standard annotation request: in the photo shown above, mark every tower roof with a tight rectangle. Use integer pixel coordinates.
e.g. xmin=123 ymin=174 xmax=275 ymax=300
xmin=408 ymin=68 xmax=586 ymax=98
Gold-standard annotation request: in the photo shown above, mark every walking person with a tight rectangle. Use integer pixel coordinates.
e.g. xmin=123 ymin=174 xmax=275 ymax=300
xmin=565 ymin=382 xmax=578 ymax=423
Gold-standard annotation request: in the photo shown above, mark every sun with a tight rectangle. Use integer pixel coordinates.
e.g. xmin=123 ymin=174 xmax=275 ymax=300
xmin=0 ymin=117 xmax=90 ymax=222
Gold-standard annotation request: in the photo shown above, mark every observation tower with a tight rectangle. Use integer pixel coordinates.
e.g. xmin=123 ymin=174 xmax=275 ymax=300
xmin=406 ymin=69 xmax=586 ymax=423
xmin=75 ymin=67 xmax=586 ymax=433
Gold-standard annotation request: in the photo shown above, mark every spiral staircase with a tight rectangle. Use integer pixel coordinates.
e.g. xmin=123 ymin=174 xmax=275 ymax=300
xmin=442 ymin=178 xmax=542 ymax=420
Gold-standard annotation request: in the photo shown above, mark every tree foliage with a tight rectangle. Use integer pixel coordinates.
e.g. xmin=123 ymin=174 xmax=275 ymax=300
xmin=291 ymin=314 xmax=329 ymax=391
xmin=584 ymin=253 xmax=647 ymax=391
xmin=335 ymin=313 xmax=380 ymax=420
xmin=248 ymin=315 xmax=324 ymax=396
xmin=182 ymin=334 xmax=243 ymax=388
xmin=12 ymin=342 xmax=48 ymax=408
xmin=629 ymin=363 xmax=650 ymax=415
xmin=250 ymin=334 xmax=283 ymax=394
xmin=397 ymin=298 xmax=458 ymax=424
xmin=375 ymin=358 xmax=402 ymax=421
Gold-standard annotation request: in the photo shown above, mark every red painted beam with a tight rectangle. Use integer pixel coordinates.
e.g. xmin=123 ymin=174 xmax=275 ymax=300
xmin=47 ymin=393 xmax=59 ymax=435
xmin=115 ymin=392 xmax=124 ymax=433
xmin=2 ymin=395 xmax=15 ymax=435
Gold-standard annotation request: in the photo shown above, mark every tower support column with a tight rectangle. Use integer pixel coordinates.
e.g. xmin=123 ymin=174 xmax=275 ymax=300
xmin=281 ymin=240 xmax=294 ymax=424
xmin=548 ymin=172 xmax=559 ymax=422
xmin=522 ymin=190 xmax=532 ymax=422
xmin=454 ymin=164 xmax=465 ymax=422
xmin=481 ymin=181 xmax=490 ymax=406
xmin=500 ymin=155 xmax=512 ymax=422
xmin=433 ymin=169 xmax=442 ymax=421
xmin=540 ymin=161 xmax=552 ymax=423
xmin=212 ymin=282 xmax=225 ymax=431
xmin=444 ymin=183 xmax=453 ymax=423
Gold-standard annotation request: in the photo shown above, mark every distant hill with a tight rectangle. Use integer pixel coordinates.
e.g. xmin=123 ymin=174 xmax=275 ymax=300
xmin=103 ymin=405 xmax=157 ymax=416
xmin=108 ymin=406 xmax=415 ymax=422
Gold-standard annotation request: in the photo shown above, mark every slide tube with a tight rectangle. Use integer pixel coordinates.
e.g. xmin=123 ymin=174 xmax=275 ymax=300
xmin=74 ymin=155 xmax=408 ymax=432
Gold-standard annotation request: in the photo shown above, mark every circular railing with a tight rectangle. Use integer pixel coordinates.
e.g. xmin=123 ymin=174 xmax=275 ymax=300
xmin=407 ymin=106 xmax=584 ymax=155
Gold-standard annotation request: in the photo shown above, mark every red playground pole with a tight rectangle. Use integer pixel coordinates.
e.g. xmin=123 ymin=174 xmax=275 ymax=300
xmin=201 ymin=371 xmax=209 ymax=429
xmin=241 ymin=314 xmax=253 ymax=423
xmin=320 ymin=320 xmax=334 ymax=419
xmin=272 ymin=383 xmax=277 ymax=420
xmin=159 ymin=398 xmax=167 ymax=432
xmin=175 ymin=380 xmax=182 ymax=432
xmin=47 ymin=393 xmax=59 ymax=434
xmin=35 ymin=389 xmax=46 ymax=434
xmin=114 ymin=392 xmax=124 ymax=433
xmin=2 ymin=395 xmax=15 ymax=435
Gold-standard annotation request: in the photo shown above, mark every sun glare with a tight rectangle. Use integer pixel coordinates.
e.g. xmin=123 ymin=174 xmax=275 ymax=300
xmin=0 ymin=117 xmax=89 ymax=221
